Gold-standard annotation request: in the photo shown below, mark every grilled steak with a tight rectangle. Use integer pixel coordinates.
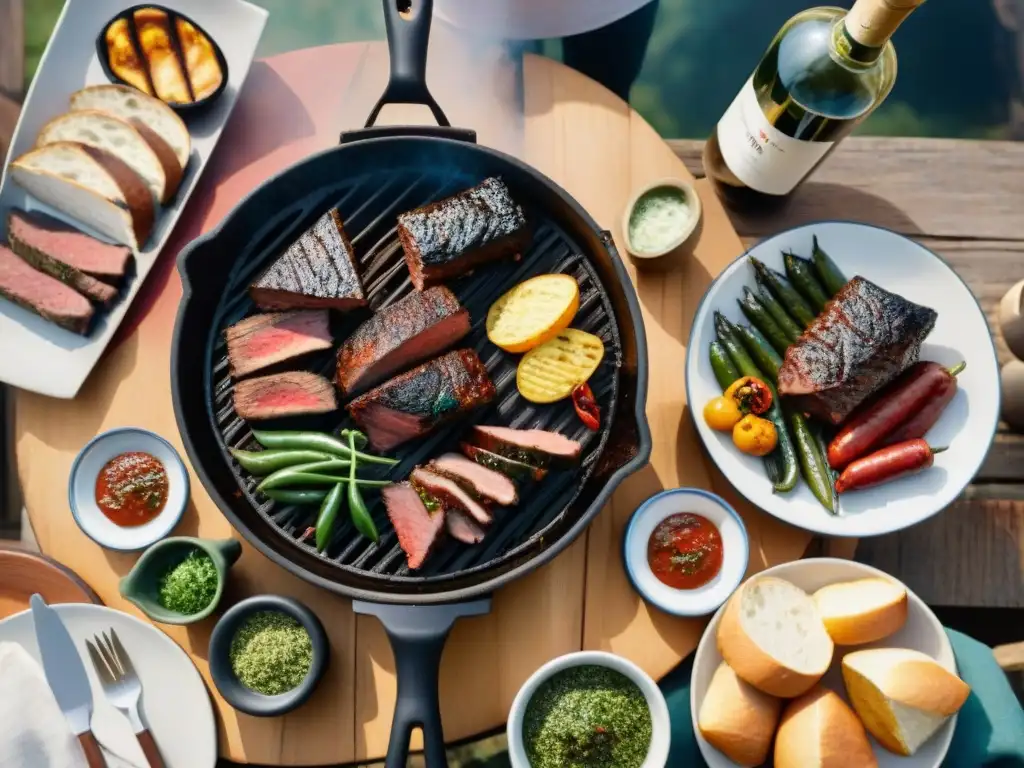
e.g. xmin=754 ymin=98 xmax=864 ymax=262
xmin=446 ymin=510 xmax=486 ymax=545
xmin=778 ymin=277 xmax=938 ymax=425
xmin=0 ymin=245 xmax=94 ymax=334
xmin=429 ymin=452 xmax=519 ymax=506
xmin=411 ymin=467 xmax=492 ymax=525
xmin=398 ymin=177 xmax=530 ymax=290
xmin=7 ymin=209 xmax=132 ymax=284
xmin=250 ymin=209 xmax=367 ymax=311
xmin=225 ymin=310 xmax=332 ymax=379
xmin=460 ymin=443 xmax=548 ymax=485
xmin=336 ymin=286 xmax=470 ymax=397
xmin=348 ymin=349 xmax=496 ymax=452
xmin=469 ymin=425 xmax=582 ymax=469
xmin=382 ymin=482 xmax=445 ymax=569
xmin=233 ymin=371 xmax=337 ymax=420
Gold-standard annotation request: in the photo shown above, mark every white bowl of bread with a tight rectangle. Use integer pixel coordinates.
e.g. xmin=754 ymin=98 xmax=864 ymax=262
xmin=691 ymin=558 xmax=970 ymax=767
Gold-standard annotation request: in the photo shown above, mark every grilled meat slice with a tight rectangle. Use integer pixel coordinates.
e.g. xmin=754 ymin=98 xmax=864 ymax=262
xmin=7 ymin=209 xmax=132 ymax=285
xmin=7 ymin=234 xmax=116 ymax=306
xmin=336 ymin=286 xmax=470 ymax=396
xmin=446 ymin=510 xmax=486 ymax=545
xmin=250 ymin=209 xmax=367 ymax=311
xmin=398 ymin=177 xmax=530 ymax=290
xmin=429 ymin=452 xmax=519 ymax=506
xmin=225 ymin=310 xmax=332 ymax=379
xmin=460 ymin=443 xmax=548 ymax=485
xmin=0 ymin=245 xmax=94 ymax=334
xmin=233 ymin=371 xmax=337 ymax=420
xmin=382 ymin=482 xmax=445 ymax=570
xmin=348 ymin=349 xmax=496 ymax=452
xmin=778 ymin=277 xmax=938 ymax=425
xmin=411 ymin=467 xmax=492 ymax=525
xmin=469 ymin=425 xmax=582 ymax=469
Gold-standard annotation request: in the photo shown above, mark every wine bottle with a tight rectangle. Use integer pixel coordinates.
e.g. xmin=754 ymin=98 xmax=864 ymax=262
xmin=703 ymin=0 xmax=925 ymax=209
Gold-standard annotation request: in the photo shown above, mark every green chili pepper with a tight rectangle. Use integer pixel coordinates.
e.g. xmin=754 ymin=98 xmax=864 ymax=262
xmin=709 ymin=341 xmax=741 ymax=391
xmin=783 ymin=251 xmax=831 ymax=313
xmin=756 ymin=282 xmax=803 ymax=344
xmin=749 ymin=258 xmax=817 ymax=328
xmin=229 ymin=448 xmax=335 ymax=476
xmin=347 ymin=431 xmax=379 ymax=543
xmin=735 ymin=324 xmax=783 ymax=382
xmin=256 ymin=460 xmax=350 ymax=491
xmin=259 ymin=473 xmax=391 ymax=491
xmin=787 ymin=409 xmax=837 ymax=514
xmin=315 ymin=484 xmax=345 ymax=552
xmin=811 ymin=235 xmax=848 ymax=296
xmin=738 ymin=288 xmax=793 ymax=356
xmin=261 ymin=489 xmax=330 ymax=505
xmin=251 ymin=429 xmax=398 ymax=466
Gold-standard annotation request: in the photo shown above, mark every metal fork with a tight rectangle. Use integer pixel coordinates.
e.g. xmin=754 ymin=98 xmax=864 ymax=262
xmin=86 ymin=630 xmax=166 ymax=768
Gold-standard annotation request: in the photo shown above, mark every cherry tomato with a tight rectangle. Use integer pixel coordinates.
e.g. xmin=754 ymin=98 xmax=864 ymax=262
xmin=703 ymin=396 xmax=743 ymax=432
xmin=732 ymin=414 xmax=778 ymax=456
xmin=724 ymin=376 xmax=773 ymax=415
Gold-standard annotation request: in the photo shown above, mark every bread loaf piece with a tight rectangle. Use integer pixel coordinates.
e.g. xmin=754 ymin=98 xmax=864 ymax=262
xmin=774 ymin=687 xmax=878 ymax=768
xmin=697 ymin=662 xmax=780 ymax=766
xmin=813 ymin=577 xmax=908 ymax=646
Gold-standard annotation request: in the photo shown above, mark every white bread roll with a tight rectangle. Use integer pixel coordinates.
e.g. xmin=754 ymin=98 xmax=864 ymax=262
xmin=775 ymin=687 xmax=878 ymax=768
xmin=813 ymin=577 xmax=908 ymax=645
xmin=697 ymin=662 xmax=780 ymax=766
xmin=717 ymin=576 xmax=833 ymax=697
xmin=842 ymin=648 xmax=970 ymax=756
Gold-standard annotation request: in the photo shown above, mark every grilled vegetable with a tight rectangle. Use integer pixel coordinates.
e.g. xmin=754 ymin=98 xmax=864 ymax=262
xmin=486 ymin=274 xmax=580 ymax=353
xmin=250 ymin=429 xmax=398 ymax=466
xmin=750 ymin=258 xmax=817 ymax=327
xmin=314 ymin=483 xmax=345 ymax=552
xmin=725 ymin=376 xmax=773 ymax=415
xmin=739 ymin=289 xmax=792 ymax=355
xmin=704 ymin=396 xmax=743 ymax=431
xmin=788 ymin=410 xmax=837 ymax=514
xmin=516 ymin=329 xmax=605 ymax=403
xmin=835 ymin=440 xmax=947 ymax=494
xmin=757 ymin=282 xmax=804 ymax=343
xmin=256 ymin=459 xmax=350 ymax=491
xmin=571 ymin=382 xmax=601 ymax=431
xmin=811 ymin=235 xmax=848 ymax=296
xmin=229 ymin=448 xmax=334 ymax=476
xmin=735 ymin=324 xmax=783 ymax=381
xmin=710 ymin=341 xmax=740 ymax=390
xmin=262 ymin=489 xmax=330 ymax=505
xmin=880 ymin=361 xmax=966 ymax=448
xmin=347 ymin=431 xmax=379 ymax=543
xmin=733 ymin=414 xmax=778 ymax=456
xmin=783 ymin=251 xmax=831 ymax=313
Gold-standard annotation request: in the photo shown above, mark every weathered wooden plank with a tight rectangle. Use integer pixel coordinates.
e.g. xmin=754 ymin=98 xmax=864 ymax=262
xmin=0 ymin=0 xmax=24 ymax=97
xmin=994 ymin=642 xmax=1024 ymax=672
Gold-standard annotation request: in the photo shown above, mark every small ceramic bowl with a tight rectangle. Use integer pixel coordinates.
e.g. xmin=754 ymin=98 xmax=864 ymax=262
xmin=507 ymin=650 xmax=671 ymax=767
xmin=998 ymin=279 xmax=1024 ymax=361
xmin=622 ymin=178 xmax=703 ymax=267
xmin=208 ymin=595 xmax=329 ymax=717
xmin=119 ymin=537 xmax=241 ymax=625
xmin=68 ymin=427 xmax=190 ymax=551
xmin=623 ymin=488 xmax=749 ymax=617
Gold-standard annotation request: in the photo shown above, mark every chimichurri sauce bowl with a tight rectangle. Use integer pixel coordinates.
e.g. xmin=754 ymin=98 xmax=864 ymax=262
xmin=507 ymin=650 xmax=671 ymax=768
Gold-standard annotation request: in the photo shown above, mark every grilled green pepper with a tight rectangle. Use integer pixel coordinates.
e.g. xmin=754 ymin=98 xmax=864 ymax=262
xmin=750 ymin=258 xmax=817 ymax=327
xmin=735 ymin=324 xmax=783 ymax=382
xmin=783 ymin=251 xmax=830 ymax=313
xmin=347 ymin=430 xmax=379 ymax=543
xmin=229 ymin=448 xmax=334 ymax=476
xmin=739 ymin=288 xmax=792 ymax=355
xmin=756 ymin=282 xmax=803 ymax=344
xmin=251 ymin=429 xmax=398 ymax=466
xmin=262 ymin=489 xmax=330 ymax=505
xmin=710 ymin=341 xmax=741 ymax=391
xmin=315 ymin=483 xmax=345 ymax=552
xmin=811 ymin=235 xmax=848 ymax=296
xmin=787 ymin=409 xmax=837 ymax=514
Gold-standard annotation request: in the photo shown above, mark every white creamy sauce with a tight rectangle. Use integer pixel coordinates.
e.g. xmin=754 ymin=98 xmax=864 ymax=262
xmin=628 ymin=187 xmax=692 ymax=255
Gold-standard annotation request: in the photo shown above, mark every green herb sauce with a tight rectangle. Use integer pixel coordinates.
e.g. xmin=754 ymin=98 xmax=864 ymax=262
xmin=523 ymin=665 xmax=652 ymax=768
xmin=157 ymin=551 xmax=218 ymax=615
xmin=628 ymin=186 xmax=691 ymax=255
xmin=229 ymin=611 xmax=313 ymax=696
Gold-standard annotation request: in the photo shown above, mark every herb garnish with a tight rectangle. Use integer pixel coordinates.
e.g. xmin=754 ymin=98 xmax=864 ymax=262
xmin=157 ymin=551 xmax=218 ymax=615
xmin=229 ymin=611 xmax=313 ymax=696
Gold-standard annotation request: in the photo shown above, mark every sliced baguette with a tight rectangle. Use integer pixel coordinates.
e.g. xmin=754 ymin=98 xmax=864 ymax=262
xmin=36 ymin=110 xmax=182 ymax=205
xmin=813 ymin=577 xmax=908 ymax=646
xmin=698 ymin=662 xmax=781 ymax=766
xmin=774 ymin=687 xmax=878 ymax=768
xmin=717 ymin=576 xmax=834 ymax=698
xmin=10 ymin=142 xmax=154 ymax=250
xmin=842 ymin=648 xmax=970 ymax=756
xmin=69 ymin=84 xmax=191 ymax=170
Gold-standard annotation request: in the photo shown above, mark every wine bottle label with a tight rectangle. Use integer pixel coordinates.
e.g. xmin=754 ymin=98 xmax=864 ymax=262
xmin=716 ymin=78 xmax=834 ymax=195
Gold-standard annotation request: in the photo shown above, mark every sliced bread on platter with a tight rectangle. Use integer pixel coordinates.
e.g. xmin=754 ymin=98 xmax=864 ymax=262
xmin=813 ymin=577 xmax=908 ymax=646
xmin=35 ymin=110 xmax=182 ymax=204
xmin=9 ymin=142 xmax=154 ymax=250
xmin=697 ymin=662 xmax=781 ymax=767
xmin=774 ymin=687 xmax=878 ymax=768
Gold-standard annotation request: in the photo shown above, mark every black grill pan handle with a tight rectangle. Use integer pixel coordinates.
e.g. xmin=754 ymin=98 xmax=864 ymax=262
xmin=353 ymin=598 xmax=492 ymax=768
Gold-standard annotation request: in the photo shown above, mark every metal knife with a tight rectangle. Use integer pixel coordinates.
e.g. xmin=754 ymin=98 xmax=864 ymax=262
xmin=30 ymin=594 xmax=107 ymax=768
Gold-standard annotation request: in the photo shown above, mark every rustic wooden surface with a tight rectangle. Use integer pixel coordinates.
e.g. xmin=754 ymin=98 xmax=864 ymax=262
xmin=674 ymin=138 xmax=1024 ymax=609
xmin=0 ymin=0 xmax=23 ymax=162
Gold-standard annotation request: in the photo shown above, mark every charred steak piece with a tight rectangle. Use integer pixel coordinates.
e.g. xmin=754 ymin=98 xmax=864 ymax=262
xmin=411 ymin=467 xmax=492 ymax=526
xmin=347 ymin=349 xmax=496 ymax=452
xmin=0 ymin=245 xmax=95 ymax=334
xmin=460 ymin=443 xmax=548 ymax=485
xmin=336 ymin=286 xmax=470 ymax=397
xmin=225 ymin=310 xmax=332 ymax=379
xmin=233 ymin=371 xmax=337 ymax=421
xmin=250 ymin=209 xmax=367 ymax=311
xmin=428 ymin=452 xmax=519 ymax=506
xmin=778 ymin=277 xmax=938 ymax=425
xmin=7 ymin=209 xmax=132 ymax=285
xmin=382 ymin=482 xmax=445 ymax=570
xmin=469 ymin=425 xmax=582 ymax=469
xmin=446 ymin=510 xmax=486 ymax=545
xmin=398 ymin=177 xmax=530 ymax=290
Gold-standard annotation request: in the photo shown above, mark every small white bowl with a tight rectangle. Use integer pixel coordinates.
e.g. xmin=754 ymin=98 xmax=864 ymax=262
xmin=507 ymin=650 xmax=671 ymax=768
xmin=622 ymin=178 xmax=702 ymax=263
xmin=68 ymin=427 xmax=190 ymax=551
xmin=623 ymin=488 xmax=749 ymax=617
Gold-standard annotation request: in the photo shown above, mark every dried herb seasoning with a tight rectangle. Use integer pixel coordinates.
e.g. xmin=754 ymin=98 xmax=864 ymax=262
xmin=229 ymin=611 xmax=313 ymax=696
xmin=157 ymin=550 xmax=218 ymax=615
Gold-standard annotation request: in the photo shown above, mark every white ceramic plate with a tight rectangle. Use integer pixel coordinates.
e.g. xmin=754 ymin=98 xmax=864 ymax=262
xmin=691 ymin=558 xmax=957 ymax=768
xmin=68 ymin=427 xmax=190 ymax=551
xmin=0 ymin=603 xmax=216 ymax=767
xmin=0 ymin=0 xmax=268 ymax=399
xmin=685 ymin=221 xmax=1000 ymax=537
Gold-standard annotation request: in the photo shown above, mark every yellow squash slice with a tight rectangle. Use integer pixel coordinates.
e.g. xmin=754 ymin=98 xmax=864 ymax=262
xmin=517 ymin=329 xmax=605 ymax=403
xmin=486 ymin=274 xmax=580 ymax=353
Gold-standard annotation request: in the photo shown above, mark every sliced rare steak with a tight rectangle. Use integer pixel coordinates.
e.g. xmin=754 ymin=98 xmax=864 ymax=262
xmin=469 ymin=425 xmax=582 ymax=469
xmin=0 ymin=245 xmax=95 ymax=334
xmin=428 ymin=452 xmax=519 ymax=506
xmin=335 ymin=286 xmax=470 ymax=396
xmin=382 ymin=482 xmax=445 ymax=570
xmin=397 ymin=177 xmax=530 ymax=290
xmin=7 ymin=209 xmax=132 ymax=284
xmin=233 ymin=371 xmax=337 ymax=421
xmin=347 ymin=349 xmax=496 ymax=452
xmin=446 ymin=510 xmax=486 ymax=545
xmin=778 ymin=277 xmax=938 ymax=425
xmin=225 ymin=310 xmax=332 ymax=379
xmin=410 ymin=467 xmax=492 ymax=526
xmin=460 ymin=443 xmax=548 ymax=485
xmin=250 ymin=209 xmax=367 ymax=311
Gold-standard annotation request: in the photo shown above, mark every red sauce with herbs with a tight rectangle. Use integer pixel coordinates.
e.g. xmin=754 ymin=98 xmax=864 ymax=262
xmin=647 ymin=513 xmax=723 ymax=589
xmin=95 ymin=452 xmax=169 ymax=527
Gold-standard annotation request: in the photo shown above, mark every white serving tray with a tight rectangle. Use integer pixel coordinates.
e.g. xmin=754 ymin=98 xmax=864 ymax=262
xmin=0 ymin=0 xmax=268 ymax=399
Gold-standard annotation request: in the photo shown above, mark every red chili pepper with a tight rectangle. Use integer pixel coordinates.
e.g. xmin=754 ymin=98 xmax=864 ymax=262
xmin=834 ymin=440 xmax=946 ymax=494
xmin=572 ymin=382 xmax=601 ymax=431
